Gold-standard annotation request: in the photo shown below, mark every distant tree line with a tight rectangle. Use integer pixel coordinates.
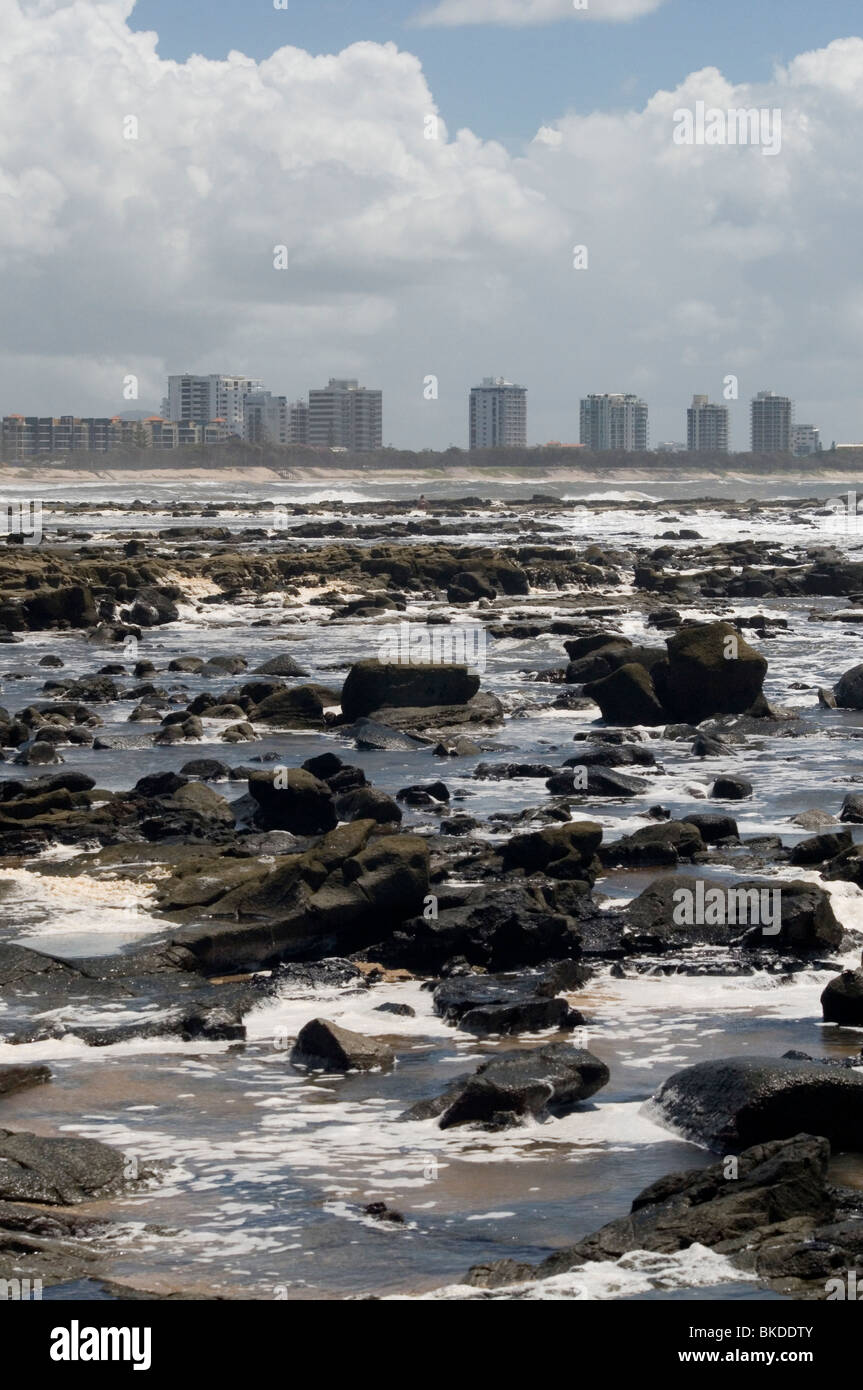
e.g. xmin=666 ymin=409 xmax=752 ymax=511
xmin=11 ymin=442 xmax=863 ymax=472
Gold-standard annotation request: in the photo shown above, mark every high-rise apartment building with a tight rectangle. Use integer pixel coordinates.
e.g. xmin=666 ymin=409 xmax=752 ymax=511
xmin=751 ymin=391 xmax=793 ymax=453
xmin=580 ymin=394 xmax=649 ymax=452
xmin=792 ymin=424 xmax=820 ymax=457
xmin=243 ymin=391 xmax=288 ymax=446
xmin=469 ymin=377 xmax=527 ymax=449
xmin=289 ymin=400 xmax=309 ymax=445
xmin=687 ymin=394 xmax=729 ymax=452
xmin=166 ymin=374 xmax=263 ymax=436
xmin=307 ymin=379 xmax=382 ymax=451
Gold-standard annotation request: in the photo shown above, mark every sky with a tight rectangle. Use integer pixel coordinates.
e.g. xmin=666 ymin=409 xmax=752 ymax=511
xmin=2 ymin=0 xmax=863 ymax=450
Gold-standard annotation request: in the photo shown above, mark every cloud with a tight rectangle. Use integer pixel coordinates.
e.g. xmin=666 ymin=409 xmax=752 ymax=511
xmin=413 ymin=0 xmax=667 ymax=28
xmin=1 ymin=2 xmax=863 ymax=449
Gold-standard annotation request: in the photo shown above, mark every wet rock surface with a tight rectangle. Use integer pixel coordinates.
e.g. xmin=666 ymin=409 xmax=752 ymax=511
xmin=2 ymin=488 xmax=863 ymax=1299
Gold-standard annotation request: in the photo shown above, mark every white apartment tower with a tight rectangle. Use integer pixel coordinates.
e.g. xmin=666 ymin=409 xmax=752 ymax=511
xmin=469 ymin=377 xmax=527 ymax=449
xmin=307 ymin=379 xmax=382 ymax=451
xmin=580 ymin=394 xmax=649 ymax=452
xmin=243 ymin=391 xmax=289 ymax=446
xmin=792 ymin=424 xmax=820 ymax=457
xmin=167 ymin=374 xmax=263 ymax=436
xmin=751 ymin=391 xmax=793 ymax=454
xmin=687 ymin=394 xmax=729 ymax=452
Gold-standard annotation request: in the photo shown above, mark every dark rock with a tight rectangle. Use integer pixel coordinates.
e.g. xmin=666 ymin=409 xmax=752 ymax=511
xmin=248 ymin=768 xmax=337 ymax=834
xmin=134 ymin=771 xmax=187 ymax=798
xmin=340 ymin=661 xmax=479 ymax=721
xmin=583 ymin=663 xmax=665 ymax=726
xmin=791 ymin=830 xmax=852 ymax=866
xmin=840 ymin=793 xmax=863 ymax=824
xmin=345 ymin=719 xmax=430 ymax=752
xmin=404 ymin=1042 xmax=609 ymax=1130
xmin=821 ymin=969 xmax=863 ymax=1025
xmin=682 ymin=813 xmax=739 ymax=844
xmin=653 ymin=1056 xmax=863 ymax=1153
xmin=652 ymin=621 xmax=767 ymax=723
xmin=600 ymin=820 xmax=704 ymax=867
xmin=291 ymin=1018 xmax=394 ymax=1071
xmin=251 ymin=684 xmax=339 ymax=727
xmin=538 ymin=1134 xmax=832 ymax=1272
xmin=180 ymin=758 xmax=232 ymax=781
xmin=335 ymin=787 xmax=402 ymax=824
xmin=0 ymin=1130 xmax=134 ymax=1204
xmin=547 ymin=765 xmax=649 ymax=798
xmin=835 ymin=664 xmax=863 ymax=709
xmin=253 ymin=654 xmax=309 ymax=676
xmin=432 ymin=971 xmax=584 ymax=1037
xmin=500 ymin=821 xmax=603 ymax=878
xmin=0 ymin=1064 xmax=51 ymax=1100
xmin=711 ymin=776 xmax=753 ymax=801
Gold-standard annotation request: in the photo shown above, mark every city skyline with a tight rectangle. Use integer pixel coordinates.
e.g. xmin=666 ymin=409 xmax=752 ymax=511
xmin=0 ymin=376 xmax=833 ymax=457
xmin=2 ymin=3 xmax=863 ymax=452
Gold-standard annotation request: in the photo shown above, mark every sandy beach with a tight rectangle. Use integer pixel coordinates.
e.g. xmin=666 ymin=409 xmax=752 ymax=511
xmin=1 ymin=463 xmax=862 ymax=487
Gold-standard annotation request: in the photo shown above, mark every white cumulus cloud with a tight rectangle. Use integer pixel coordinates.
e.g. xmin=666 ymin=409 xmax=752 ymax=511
xmin=1 ymin=2 xmax=863 ymax=449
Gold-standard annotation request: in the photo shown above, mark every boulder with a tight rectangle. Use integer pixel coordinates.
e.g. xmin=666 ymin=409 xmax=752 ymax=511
xmin=248 ymin=768 xmax=336 ymax=834
xmin=250 ymin=684 xmax=339 ymax=727
xmin=821 ymin=969 xmax=863 ymax=1025
xmin=711 ymin=776 xmax=753 ymax=801
xmin=600 ymin=820 xmax=704 ymax=867
xmin=500 ymin=821 xmax=603 ymax=879
xmin=22 ymin=585 xmax=98 ymax=631
xmin=835 ymin=664 xmax=863 ymax=709
xmin=582 ymin=663 xmax=665 ymax=726
xmin=340 ymin=661 xmax=479 ymax=721
xmin=170 ymin=782 xmax=234 ymax=826
xmin=625 ymin=874 xmax=740 ymax=950
xmin=432 ymin=972 xmax=584 ymax=1037
xmin=372 ymin=884 xmax=590 ymax=973
xmin=790 ymin=830 xmax=852 ymax=866
xmin=180 ymin=758 xmax=232 ymax=782
xmin=536 ymin=1134 xmax=833 ymax=1272
xmin=548 ymin=765 xmax=649 ymax=798
xmin=737 ymin=878 xmax=842 ymax=953
xmin=254 ymin=654 xmax=309 ymax=677
xmin=334 ymin=786 xmax=402 ymax=824
xmin=0 ymin=1129 xmax=133 ymax=1203
xmin=652 ymin=621 xmax=767 ymax=723
xmin=840 ymin=793 xmax=863 ymax=824
xmin=345 ymin=719 xmax=430 ymax=752
xmin=563 ymin=632 xmax=630 ymax=661
xmin=404 ymin=1042 xmax=609 ymax=1130
xmin=290 ymin=1018 xmax=394 ymax=1071
xmin=652 ymin=1056 xmax=863 ymax=1153
xmin=682 ymin=813 xmax=739 ymax=844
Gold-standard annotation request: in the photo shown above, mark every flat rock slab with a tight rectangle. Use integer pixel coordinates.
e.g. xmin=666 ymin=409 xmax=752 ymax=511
xmin=432 ymin=972 xmax=584 ymax=1037
xmin=0 ymin=1064 xmax=51 ymax=1100
xmin=0 ymin=1130 xmax=131 ymax=1204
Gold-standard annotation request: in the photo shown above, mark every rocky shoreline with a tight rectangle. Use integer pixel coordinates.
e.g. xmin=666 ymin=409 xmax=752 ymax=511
xmin=3 ymin=488 xmax=863 ymax=1299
